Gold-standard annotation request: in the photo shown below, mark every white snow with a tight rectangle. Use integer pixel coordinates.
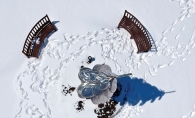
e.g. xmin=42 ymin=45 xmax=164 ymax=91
xmin=1 ymin=0 xmax=195 ymax=118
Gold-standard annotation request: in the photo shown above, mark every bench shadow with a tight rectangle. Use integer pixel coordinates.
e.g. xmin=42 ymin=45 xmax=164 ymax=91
xmin=38 ymin=30 xmax=57 ymax=59
xmin=145 ymin=28 xmax=158 ymax=52
xmin=112 ymin=76 xmax=174 ymax=106
xmin=52 ymin=21 xmax=59 ymax=31
xmin=52 ymin=21 xmax=60 ymax=24
xmin=37 ymin=21 xmax=59 ymax=59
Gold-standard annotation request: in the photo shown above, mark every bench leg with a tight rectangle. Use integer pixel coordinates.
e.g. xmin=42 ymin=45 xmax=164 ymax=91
xmin=117 ymin=24 xmax=122 ymax=30
xmin=117 ymin=26 xmax=120 ymax=30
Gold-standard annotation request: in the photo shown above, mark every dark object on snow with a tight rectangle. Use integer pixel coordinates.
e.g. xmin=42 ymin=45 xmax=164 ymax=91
xmin=75 ymin=100 xmax=85 ymax=112
xmin=118 ymin=10 xmax=152 ymax=53
xmin=62 ymin=85 xmax=76 ymax=96
xmin=81 ymin=65 xmax=84 ymax=68
xmin=87 ymin=56 xmax=93 ymax=64
xmin=22 ymin=15 xmax=57 ymax=58
xmin=98 ymin=103 xmax=104 ymax=108
xmin=94 ymin=99 xmax=118 ymax=118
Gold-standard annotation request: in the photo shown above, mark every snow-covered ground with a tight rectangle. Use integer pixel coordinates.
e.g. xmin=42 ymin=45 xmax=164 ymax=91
xmin=1 ymin=0 xmax=195 ymax=118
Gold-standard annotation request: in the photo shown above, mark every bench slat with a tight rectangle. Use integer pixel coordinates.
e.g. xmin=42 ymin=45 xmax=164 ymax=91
xmin=22 ymin=15 xmax=57 ymax=58
xmin=118 ymin=10 xmax=152 ymax=53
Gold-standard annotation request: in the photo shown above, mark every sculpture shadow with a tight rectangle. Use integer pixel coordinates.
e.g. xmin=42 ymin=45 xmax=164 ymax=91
xmin=52 ymin=21 xmax=60 ymax=25
xmin=112 ymin=76 xmax=166 ymax=106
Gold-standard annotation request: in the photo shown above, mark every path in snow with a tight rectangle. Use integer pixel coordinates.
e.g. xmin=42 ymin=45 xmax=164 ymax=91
xmin=14 ymin=15 xmax=195 ymax=117
xmin=11 ymin=0 xmax=195 ymax=117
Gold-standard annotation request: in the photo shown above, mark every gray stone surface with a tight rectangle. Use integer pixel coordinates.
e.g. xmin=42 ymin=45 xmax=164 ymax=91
xmin=77 ymin=64 xmax=118 ymax=104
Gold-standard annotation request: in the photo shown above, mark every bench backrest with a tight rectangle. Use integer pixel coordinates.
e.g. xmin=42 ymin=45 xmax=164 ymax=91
xmin=118 ymin=10 xmax=152 ymax=53
xmin=22 ymin=15 xmax=53 ymax=58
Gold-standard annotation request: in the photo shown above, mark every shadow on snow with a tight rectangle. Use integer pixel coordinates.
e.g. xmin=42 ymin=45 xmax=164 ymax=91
xmin=112 ymin=76 xmax=174 ymax=106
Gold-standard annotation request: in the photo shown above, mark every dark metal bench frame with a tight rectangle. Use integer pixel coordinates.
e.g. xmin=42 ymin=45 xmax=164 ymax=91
xmin=22 ymin=15 xmax=57 ymax=58
xmin=118 ymin=10 xmax=152 ymax=53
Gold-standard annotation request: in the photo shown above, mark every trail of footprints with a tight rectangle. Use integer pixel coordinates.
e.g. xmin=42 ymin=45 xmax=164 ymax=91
xmin=114 ymin=103 xmax=143 ymax=118
xmin=182 ymin=103 xmax=195 ymax=118
xmin=15 ymin=19 xmax=195 ymax=117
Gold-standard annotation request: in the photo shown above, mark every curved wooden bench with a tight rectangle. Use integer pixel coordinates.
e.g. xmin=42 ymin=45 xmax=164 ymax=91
xmin=22 ymin=15 xmax=57 ymax=58
xmin=118 ymin=10 xmax=152 ymax=53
